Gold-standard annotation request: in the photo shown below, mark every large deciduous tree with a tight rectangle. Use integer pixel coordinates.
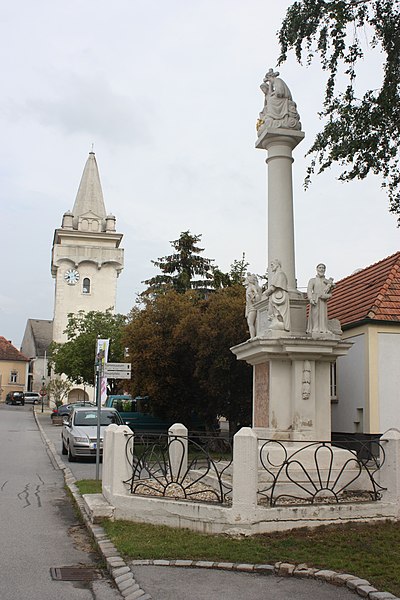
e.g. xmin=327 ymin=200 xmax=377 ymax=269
xmin=194 ymin=285 xmax=252 ymax=434
xmin=278 ymin=0 xmax=400 ymax=220
xmin=124 ymin=287 xmax=252 ymax=432
xmin=50 ymin=309 xmax=126 ymax=388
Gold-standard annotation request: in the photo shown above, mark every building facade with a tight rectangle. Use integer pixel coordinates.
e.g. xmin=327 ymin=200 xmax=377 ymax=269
xmin=328 ymin=252 xmax=400 ymax=437
xmin=0 ymin=336 xmax=29 ymax=401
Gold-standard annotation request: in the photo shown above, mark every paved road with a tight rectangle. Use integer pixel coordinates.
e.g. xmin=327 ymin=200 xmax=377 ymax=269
xmin=131 ymin=565 xmax=361 ymax=600
xmin=0 ymin=403 xmax=120 ymax=600
xmin=34 ymin=407 xmax=374 ymax=600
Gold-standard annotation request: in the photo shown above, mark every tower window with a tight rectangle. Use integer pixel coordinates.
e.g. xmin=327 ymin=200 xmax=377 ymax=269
xmin=82 ymin=278 xmax=91 ymax=294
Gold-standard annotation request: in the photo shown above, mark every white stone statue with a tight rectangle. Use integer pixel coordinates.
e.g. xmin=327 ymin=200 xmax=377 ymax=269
xmin=256 ymin=68 xmax=301 ymax=133
xmin=263 ymin=259 xmax=291 ymax=332
xmin=306 ymin=263 xmax=335 ymax=335
xmin=245 ymin=273 xmax=261 ymax=338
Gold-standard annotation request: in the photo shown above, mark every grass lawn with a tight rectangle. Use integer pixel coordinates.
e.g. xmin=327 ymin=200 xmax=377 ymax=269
xmin=75 ymin=480 xmax=400 ymax=596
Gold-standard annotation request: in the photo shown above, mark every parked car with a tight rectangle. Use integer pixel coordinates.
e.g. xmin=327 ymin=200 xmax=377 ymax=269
xmin=24 ymin=392 xmax=41 ymax=404
xmin=61 ymin=406 xmax=123 ymax=462
xmin=51 ymin=401 xmax=95 ymax=420
xmin=5 ymin=391 xmax=25 ymax=405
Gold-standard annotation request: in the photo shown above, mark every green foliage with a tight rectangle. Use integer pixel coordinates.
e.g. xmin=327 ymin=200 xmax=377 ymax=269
xmin=194 ymin=285 xmax=252 ymax=430
xmin=278 ymin=0 xmax=400 ymax=220
xmin=124 ymin=286 xmax=252 ymax=430
xmin=142 ymin=231 xmax=215 ymax=296
xmin=212 ymin=253 xmax=250 ymax=289
xmin=50 ymin=309 xmax=126 ymax=387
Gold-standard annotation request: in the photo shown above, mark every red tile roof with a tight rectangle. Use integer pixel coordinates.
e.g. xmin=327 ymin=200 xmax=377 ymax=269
xmin=0 ymin=337 xmax=29 ymax=362
xmin=328 ymin=252 xmax=400 ymax=328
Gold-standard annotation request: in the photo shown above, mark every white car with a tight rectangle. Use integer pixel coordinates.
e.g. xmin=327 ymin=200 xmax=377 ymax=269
xmin=61 ymin=406 xmax=123 ymax=462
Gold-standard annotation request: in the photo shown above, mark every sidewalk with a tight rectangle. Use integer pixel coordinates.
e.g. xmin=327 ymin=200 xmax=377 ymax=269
xmin=35 ymin=409 xmax=398 ymax=600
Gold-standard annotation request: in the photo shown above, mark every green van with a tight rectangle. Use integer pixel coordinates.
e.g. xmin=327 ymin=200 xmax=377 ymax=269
xmin=105 ymin=395 xmax=174 ymax=433
xmin=105 ymin=395 xmax=216 ymax=436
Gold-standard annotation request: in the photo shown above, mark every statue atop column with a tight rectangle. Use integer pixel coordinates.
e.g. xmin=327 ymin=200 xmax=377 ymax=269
xmin=263 ymin=259 xmax=291 ymax=332
xmin=256 ymin=68 xmax=301 ymax=133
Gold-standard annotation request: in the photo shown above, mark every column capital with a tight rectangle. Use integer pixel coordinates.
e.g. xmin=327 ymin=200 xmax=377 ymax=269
xmin=255 ymin=127 xmax=305 ymax=152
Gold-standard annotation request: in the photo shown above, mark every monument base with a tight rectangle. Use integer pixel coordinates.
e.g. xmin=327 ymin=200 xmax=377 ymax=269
xmin=231 ymin=335 xmax=351 ymax=442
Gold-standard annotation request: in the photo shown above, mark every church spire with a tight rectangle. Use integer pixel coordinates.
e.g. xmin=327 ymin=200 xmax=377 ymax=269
xmin=72 ymin=151 xmax=107 ymax=224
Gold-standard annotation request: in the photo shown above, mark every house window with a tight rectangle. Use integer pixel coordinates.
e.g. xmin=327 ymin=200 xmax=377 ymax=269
xmin=330 ymin=362 xmax=337 ymax=402
xmin=82 ymin=278 xmax=91 ymax=294
xmin=10 ymin=371 xmax=18 ymax=384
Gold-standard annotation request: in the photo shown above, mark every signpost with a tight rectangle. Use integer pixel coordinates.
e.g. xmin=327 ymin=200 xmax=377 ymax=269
xmin=103 ymin=362 xmax=131 ymax=379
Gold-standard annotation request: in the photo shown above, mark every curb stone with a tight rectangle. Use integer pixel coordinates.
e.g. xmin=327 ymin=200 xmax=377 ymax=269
xmin=34 ymin=409 xmax=400 ymax=600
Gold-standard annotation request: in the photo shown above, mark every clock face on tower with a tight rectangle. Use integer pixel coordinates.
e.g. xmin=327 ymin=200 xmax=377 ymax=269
xmin=64 ymin=269 xmax=80 ymax=285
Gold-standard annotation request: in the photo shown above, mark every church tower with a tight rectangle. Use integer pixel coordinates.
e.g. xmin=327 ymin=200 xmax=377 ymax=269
xmin=51 ymin=152 xmax=124 ymax=343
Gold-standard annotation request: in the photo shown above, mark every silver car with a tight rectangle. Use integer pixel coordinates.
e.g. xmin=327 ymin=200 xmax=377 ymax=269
xmin=61 ymin=406 xmax=123 ymax=461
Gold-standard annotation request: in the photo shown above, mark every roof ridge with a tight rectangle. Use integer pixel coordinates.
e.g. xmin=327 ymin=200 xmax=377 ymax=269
xmin=336 ymin=251 xmax=400 ymax=285
xmin=368 ymin=262 xmax=400 ymax=319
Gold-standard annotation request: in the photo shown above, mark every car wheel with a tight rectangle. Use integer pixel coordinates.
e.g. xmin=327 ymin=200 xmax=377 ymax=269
xmin=61 ymin=440 xmax=67 ymax=455
xmin=67 ymin=446 xmax=76 ymax=462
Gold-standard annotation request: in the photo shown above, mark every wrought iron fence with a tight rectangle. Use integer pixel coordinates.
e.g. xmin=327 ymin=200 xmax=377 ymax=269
xmin=258 ymin=437 xmax=386 ymax=507
xmin=124 ymin=432 xmax=232 ymax=504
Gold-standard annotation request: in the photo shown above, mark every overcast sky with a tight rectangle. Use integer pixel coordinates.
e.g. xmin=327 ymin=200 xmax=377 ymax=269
xmin=1 ymin=0 xmax=398 ymax=348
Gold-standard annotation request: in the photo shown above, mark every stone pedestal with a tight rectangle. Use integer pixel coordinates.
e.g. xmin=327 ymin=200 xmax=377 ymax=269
xmin=231 ymin=336 xmax=351 ymax=441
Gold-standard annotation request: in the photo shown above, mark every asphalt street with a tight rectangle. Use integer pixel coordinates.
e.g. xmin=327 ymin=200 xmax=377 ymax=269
xmin=0 ymin=403 xmax=120 ymax=600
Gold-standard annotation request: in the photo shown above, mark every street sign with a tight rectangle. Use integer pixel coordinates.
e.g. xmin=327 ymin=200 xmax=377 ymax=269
xmin=103 ymin=362 xmax=132 ymax=379
xmin=105 ymin=362 xmax=131 ymax=371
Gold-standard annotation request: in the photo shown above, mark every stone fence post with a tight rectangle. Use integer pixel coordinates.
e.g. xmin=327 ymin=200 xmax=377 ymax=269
xmin=102 ymin=425 xmax=133 ymax=500
xmin=168 ymin=423 xmax=188 ymax=482
xmin=232 ymin=427 xmax=258 ymax=510
xmin=379 ymin=428 xmax=400 ymax=514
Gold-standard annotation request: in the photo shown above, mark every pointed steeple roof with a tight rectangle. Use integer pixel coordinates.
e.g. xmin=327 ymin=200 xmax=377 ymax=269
xmin=72 ymin=152 xmax=107 ymax=222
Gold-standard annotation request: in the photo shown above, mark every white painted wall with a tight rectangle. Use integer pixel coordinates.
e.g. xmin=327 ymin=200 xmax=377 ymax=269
xmin=331 ymin=333 xmax=366 ymax=433
xmin=378 ymin=332 xmax=400 ymax=433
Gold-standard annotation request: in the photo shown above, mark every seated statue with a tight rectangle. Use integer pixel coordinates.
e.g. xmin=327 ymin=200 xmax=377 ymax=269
xmin=257 ymin=68 xmax=301 ymax=132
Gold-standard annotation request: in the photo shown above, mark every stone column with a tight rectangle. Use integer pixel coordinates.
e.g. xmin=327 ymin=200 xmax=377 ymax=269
xmin=256 ymin=128 xmax=304 ymax=292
